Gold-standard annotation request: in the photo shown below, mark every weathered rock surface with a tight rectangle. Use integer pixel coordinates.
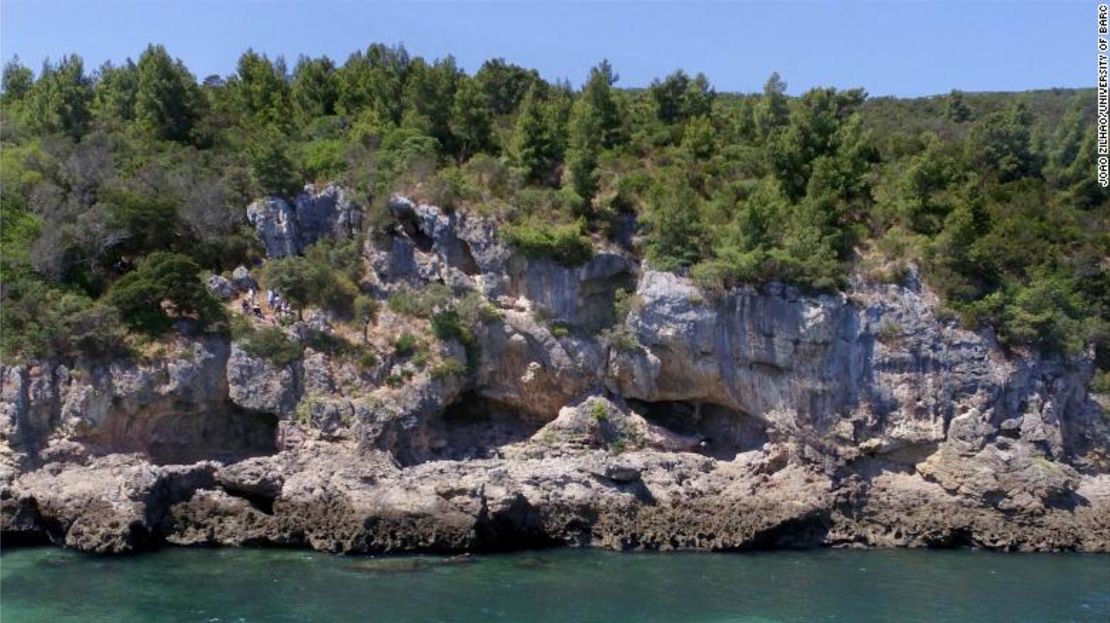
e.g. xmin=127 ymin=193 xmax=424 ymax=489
xmin=247 ymin=183 xmax=363 ymax=258
xmin=2 ymin=190 xmax=1107 ymax=555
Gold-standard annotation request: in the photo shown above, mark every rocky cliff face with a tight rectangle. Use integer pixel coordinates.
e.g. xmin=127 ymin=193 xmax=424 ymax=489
xmin=3 ymin=190 xmax=1108 ymax=554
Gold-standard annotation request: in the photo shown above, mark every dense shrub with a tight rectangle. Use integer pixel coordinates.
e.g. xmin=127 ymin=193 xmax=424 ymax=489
xmin=103 ymin=252 xmax=221 ymax=334
xmin=502 ymin=219 xmax=593 ymax=266
xmin=235 ymin=323 xmax=304 ymax=367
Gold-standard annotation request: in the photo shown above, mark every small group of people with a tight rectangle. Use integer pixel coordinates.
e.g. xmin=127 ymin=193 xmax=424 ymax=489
xmin=240 ymin=287 xmax=293 ymax=321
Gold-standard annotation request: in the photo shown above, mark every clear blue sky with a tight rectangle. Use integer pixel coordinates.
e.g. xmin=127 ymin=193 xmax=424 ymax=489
xmin=0 ymin=0 xmax=1092 ymax=97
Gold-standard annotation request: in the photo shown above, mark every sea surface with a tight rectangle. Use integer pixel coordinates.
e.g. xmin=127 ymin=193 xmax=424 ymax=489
xmin=1 ymin=546 xmax=1108 ymax=622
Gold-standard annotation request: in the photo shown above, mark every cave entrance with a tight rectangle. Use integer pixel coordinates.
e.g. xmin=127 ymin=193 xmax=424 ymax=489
xmin=399 ymin=392 xmax=549 ymax=466
xmin=628 ymin=399 xmax=768 ymax=460
xmin=81 ymin=404 xmax=279 ymax=466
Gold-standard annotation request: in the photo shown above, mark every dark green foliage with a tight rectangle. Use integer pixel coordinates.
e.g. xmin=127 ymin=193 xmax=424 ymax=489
xmin=248 ymin=124 xmax=300 ymax=196
xmin=966 ymin=103 xmax=1037 ymax=182
xmin=1 ymin=279 xmax=127 ymax=360
xmin=233 ymin=50 xmax=291 ymax=128
xmin=650 ymin=69 xmax=714 ymax=124
xmin=25 ymin=55 xmax=92 ymax=137
xmin=945 ymin=89 xmax=972 ymax=122
xmin=510 ymin=85 xmax=561 ymax=185
xmin=475 ymin=58 xmax=539 ymax=116
xmin=135 ymin=45 xmax=201 ymax=141
xmin=2 ymin=57 xmax=34 ymax=100
xmin=104 ymin=252 xmax=219 ymax=334
xmin=260 ymin=239 xmax=360 ymax=317
xmin=291 ymin=55 xmax=338 ymax=123
xmin=93 ymin=60 xmax=139 ymax=124
xmin=449 ymin=76 xmax=493 ymax=161
xmin=643 ymin=185 xmax=705 ymax=271
xmin=431 ymin=309 xmax=475 ymax=346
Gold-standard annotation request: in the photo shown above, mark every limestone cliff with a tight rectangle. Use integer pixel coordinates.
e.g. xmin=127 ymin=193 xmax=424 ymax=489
xmin=2 ymin=190 xmax=1107 ymax=554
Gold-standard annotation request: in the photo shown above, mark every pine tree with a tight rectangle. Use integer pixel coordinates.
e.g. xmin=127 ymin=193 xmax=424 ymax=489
xmin=291 ymin=55 xmax=338 ymax=123
xmin=754 ymin=72 xmax=789 ymax=141
xmin=565 ymin=96 xmax=602 ymax=209
xmin=511 ymin=85 xmax=560 ymax=185
xmin=136 ymin=45 xmax=200 ymax=141
xmin=26 ymin=55 xmax=92 ymax=137
xmin=234 ymin=50 xmax=291 ymax=128
xmin=2 ymin=56 xmax=33 ymax=100
xmin=449 ymin=77 xmax=493 ymax=161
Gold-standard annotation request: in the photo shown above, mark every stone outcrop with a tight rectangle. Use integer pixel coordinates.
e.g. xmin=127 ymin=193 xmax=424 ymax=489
xmin=2 ymin=189 xmax=1107 ymax=555
xmin=247 ymin=183 xmax=363 ymax=258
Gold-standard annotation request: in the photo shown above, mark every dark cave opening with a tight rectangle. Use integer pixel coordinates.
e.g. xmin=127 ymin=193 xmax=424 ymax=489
xmin=628 ymin=399 xmax=768 ymax=460
xmin=80 ymin=404 xmax=280 ymax=466
xmin=396 ymin=392 xmax=550 ymax=466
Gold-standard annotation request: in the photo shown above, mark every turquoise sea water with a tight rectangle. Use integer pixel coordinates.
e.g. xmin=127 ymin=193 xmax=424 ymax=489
xmin=1 ymin=546 xmax=1108 ymax=622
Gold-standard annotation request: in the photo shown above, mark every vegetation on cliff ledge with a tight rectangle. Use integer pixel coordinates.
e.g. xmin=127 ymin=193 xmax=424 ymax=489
xmin=0 ymin=45 xmax=1105 ymax=377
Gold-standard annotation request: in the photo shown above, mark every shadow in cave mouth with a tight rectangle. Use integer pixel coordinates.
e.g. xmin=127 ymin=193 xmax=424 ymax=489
xmin=396 ymin=392 xmax=550 ymax=467
xmin=628 ymin=399 xmax=768 ymax=460
xmin=79 ymin=404 xmax=280 ymax=466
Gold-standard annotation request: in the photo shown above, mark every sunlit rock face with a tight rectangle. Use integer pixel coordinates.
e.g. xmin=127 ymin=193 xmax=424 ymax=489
xmin=2 ymin=190 xmax=1107 ymax=554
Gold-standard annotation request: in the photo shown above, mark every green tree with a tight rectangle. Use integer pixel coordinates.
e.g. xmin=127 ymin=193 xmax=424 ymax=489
xmin=290 ymin=55 xmax=338 ymax=124
xmin=966 ymin=103 xmax=1037 ymax=182
xmin=260 ymin=250 xmax=357 ymax=318
xmin=247 ymin=124 xmax=300 ymax=196
xmin=104 ymin=252 xmax=217 ymax=334
xmin=336 ymin=43 xmax=410 ymax=124
xmin=565 ymin=95 xmax=602 ymax=209
xmin=581 ymin=60 xmax=624 ymax=149
xmin=135 ymin=45 xmax=201 ymax=141
xmin=643 ymin=184 xmax=705 ymax=270
xmin=2 ymin=56 xmax=33 ymax=100
xmin=511 ymin=85 xmax=560 ymax=185
xmin=402 ymin=56 xmax=461 ymax=153
xmin=753 ymin=72 xmax=789 ymax=141
xmin=474 ymin=58 xmax=540 ymax=115
xmin=1002 ymin=274 xmax=1086 ymax=355
xmin=92 ymin=60 xmax=139 ymax=124
xmin=945 ymin=89 xmax=972 ymax=123
xmin=233 ymin=50 xmax=291 ymax=128
xmin=26 ymin=55 xmax=92 ymax=137
xmin=449 ymin=76 xmax=493 ymax=161
xmin=681 ymin=114 xmax=716 ymax=160
xmin=649 ymin=69 xmax=714 ymax=124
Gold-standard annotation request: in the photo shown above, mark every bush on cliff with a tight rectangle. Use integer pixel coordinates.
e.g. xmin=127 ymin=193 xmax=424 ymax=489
xmin=103 ymin=252 xmax=222 ymax=334
xmin=502 ymin=218 xmax=594 ymax=266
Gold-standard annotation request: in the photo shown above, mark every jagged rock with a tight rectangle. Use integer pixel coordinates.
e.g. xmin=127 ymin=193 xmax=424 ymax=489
xmin=231 ymin=265 xmax=257 ymax=291
xmin=226 ymin=343 xmax=301 ymax=417
xmin=5 ymin=455 xmax=216 ymax=553
xmin=473 ymin=310 xmax=603 ymax=418
xmin=205 ymin=274 xmax=235 ymax=300
xmin=247 ymin=197 xmax=300 ymax=258
xmin=247 ymin=184 xmax=364 ymax=258
xmin=2 ymin=340 xmax=274 ymax=469
xmin=530 ymin=396 xmax=699 ymax=452
xmin=217 ymin=456 xmax=284 ymax=499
